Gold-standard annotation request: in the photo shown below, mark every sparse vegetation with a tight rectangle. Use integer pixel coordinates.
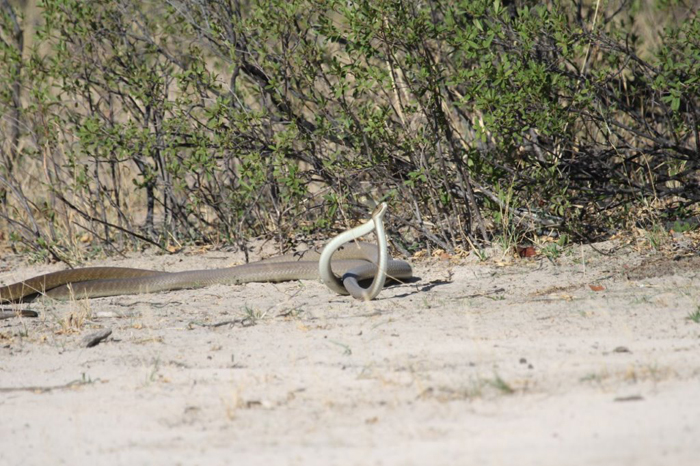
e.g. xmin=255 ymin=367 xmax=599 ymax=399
xmin=540 ymin=242 xmax=563 ymax=260
xmin=488 ymin=374 xmax=515 ymax=394
xmin=146 ymin=357 xmax=161 ymax=384
xmin=58 ymin=298 xmax=93 ymax=334
xmin=421 ymin=373 xmax=518 ymax=401
xmin=687 ymin=307 xmax=700 ymax=324
xmin=642 ymin=220 xmax=672 ymax=251
xmin=669 ymin=220 xmax=697 ymax=234
xmin=327 ymin=340 xmax=352 ymax=356
xmin=242 ymin=304 xmax=267 ymax=324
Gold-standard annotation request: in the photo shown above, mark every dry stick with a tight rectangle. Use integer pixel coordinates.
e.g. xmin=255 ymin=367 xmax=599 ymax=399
xmin=412 ymin=24 xmax=483 ymax=247
xmin=437 ymin=88 xmax=489 ymax=242
xmin=469 ymin=178 xmax=564 ymax=228
xmin=0 ymin=0 xmax=22 ymax=178
xmin=52 ymin=193 xmax=165 ymax=250
xmin=392 ymin=42 xmax=485 ymax=248
xmin=0 ymin=309 xmax=39 ymax=320
xmin=0 ymin=174 xmax=43 ymax=237
xmin=553 ymin=0 xmax=602 ymax=160
xmin=453 ymin=288 xmax=506 ymax=300
xmin=0 ymin=378 xmax=95 ymax=394
xmin=188 ymin=318 xmax=254 ymax=328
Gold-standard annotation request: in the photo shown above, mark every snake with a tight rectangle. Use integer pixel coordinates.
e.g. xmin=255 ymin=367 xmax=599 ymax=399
xmin=0 ymin=203 xmax=412 ymax=304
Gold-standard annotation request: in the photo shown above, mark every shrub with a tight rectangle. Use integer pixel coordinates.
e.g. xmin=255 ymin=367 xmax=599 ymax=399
xmin=0 ymin=0 xmax=698 ymax=260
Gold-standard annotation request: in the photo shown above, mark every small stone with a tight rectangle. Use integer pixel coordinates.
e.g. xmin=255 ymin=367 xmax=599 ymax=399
xmin=81 ymin=328 xmax=112 ymax=348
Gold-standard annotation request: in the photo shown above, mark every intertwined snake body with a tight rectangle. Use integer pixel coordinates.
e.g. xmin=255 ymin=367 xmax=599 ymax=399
xmin=0 ymin=204 xmax=412 ymax=303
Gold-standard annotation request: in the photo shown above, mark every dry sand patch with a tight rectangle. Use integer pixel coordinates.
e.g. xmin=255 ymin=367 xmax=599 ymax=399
xmin=1 ymin=241 xmax=699 ymax=465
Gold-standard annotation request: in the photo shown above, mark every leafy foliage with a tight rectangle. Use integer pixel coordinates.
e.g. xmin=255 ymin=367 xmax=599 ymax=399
xmin=0 ymin=0 xmax=698 ymax=260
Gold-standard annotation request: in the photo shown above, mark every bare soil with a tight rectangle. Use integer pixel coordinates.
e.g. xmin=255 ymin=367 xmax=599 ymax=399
xmin=1 ymin=238 xmax=699 ymax=466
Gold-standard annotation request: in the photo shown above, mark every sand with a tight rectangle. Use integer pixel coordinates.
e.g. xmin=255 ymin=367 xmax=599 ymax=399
xmin=1 ymin=239 xmax=699 ymax=465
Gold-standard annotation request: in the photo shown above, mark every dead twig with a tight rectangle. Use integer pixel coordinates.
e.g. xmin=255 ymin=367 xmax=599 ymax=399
xmin=0 ymin=309 xmax=39 ymax=320
xmin=0 ymin=378 xmax=96 ymax=394
xmin=187 ymin=318 xmax=255 ymax=329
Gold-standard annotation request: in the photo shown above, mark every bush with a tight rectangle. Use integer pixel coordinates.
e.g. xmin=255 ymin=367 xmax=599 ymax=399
xmin=0 ymin=0 xmax=698 ymax=261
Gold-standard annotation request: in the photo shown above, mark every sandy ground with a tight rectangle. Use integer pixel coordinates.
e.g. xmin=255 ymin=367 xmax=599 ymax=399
xmin=1 ymin=239 xmax=699 ymax=466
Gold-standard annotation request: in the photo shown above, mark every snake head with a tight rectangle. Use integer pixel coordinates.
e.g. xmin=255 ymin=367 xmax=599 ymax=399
xmin=370 ymin=202 xmax=388 ymax=222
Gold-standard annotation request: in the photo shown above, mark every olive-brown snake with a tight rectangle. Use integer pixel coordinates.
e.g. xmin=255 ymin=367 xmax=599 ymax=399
xmin=0 ymin=203 xmax=411 ymax=303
